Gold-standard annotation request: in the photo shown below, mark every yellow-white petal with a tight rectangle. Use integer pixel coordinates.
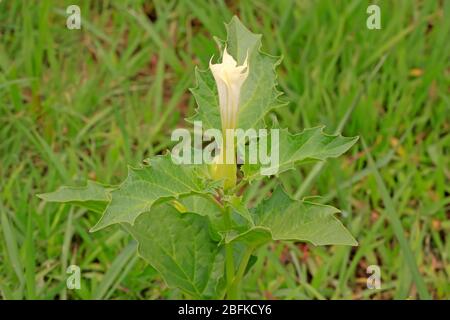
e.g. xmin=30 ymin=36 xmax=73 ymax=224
xmin=210 ymin=48 xmax=249 ymax=130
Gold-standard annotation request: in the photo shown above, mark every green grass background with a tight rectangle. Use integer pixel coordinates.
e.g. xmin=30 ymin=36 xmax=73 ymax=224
xmin=0 ymin=0 xmax=448 ymax=299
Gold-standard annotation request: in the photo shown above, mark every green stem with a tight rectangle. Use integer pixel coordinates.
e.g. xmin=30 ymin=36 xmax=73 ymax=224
xmin=223 ymin=206 xmax=236 ymax=299
xmin=230 ymin=179 xmax=247 ymax=195
xmin=229 ymin=246 xmax=254 ymax=299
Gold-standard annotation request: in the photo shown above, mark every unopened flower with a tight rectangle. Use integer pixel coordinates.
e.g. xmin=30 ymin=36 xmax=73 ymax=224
xmin=210 ymin=48 xmax=249 ymax=130
xmin=208 ymin=48 xmax=249 ymax=190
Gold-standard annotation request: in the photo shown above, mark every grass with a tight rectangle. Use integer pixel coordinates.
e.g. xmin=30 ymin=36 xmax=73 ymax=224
xmin=0 ymin=0 xmax=449 ymax=299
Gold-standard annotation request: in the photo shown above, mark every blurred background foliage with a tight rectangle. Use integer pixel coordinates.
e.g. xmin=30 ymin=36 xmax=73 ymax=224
xmin=0 ymin=0 xmax=448 ymax=299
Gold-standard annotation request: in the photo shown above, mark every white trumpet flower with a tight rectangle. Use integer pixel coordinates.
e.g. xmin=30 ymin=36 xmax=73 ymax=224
xmin=208 ymin=48 xmax=248 ymax=189
xmin=210 ymin=48 xmax=249 ymax=130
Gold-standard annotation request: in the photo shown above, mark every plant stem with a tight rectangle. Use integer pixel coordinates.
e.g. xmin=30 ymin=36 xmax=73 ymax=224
xmin=223 ymin=207 xmax=255 ymax=299
xmin=223 ymin=206 xmax=236 ymax=299
xmin=229 ymin=246 xmax=254 ymax=299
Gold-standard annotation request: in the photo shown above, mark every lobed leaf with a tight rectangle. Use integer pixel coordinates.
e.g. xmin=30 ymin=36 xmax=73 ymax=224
xmin=241 ymin=127 xmax=359 ymax=181
xmin=227 ymin=186 xmax=357 ymax=247
xmin=122 ymin=204 xmax=225 ymax=299
xmin=37 ymin=180 xmax=112 ymax=213
xmin=91 ymin=154 xmax=214 ymax=231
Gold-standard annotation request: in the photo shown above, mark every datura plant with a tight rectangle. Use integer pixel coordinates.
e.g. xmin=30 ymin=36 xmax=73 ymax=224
xmin=39 ymin=17 xmax=358 ymax=299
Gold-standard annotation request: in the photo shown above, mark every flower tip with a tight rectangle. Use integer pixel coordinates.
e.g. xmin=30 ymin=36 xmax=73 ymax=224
xmin=222 ymin=46 xmax=237 ymax=67
xmin=243 ymin=50 xmax=249 ymax=67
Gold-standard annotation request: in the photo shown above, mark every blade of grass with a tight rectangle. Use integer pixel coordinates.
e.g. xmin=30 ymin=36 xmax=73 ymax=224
xmin=0 ymin=204 xmax=25 ymax=297
xmin=294 ymin=54 xmax=388 ymax=200
xmin=60 ymin=208 xmax=74 ymax=300
xmin=320 ymin=120 xmax=416 ymax=203
xmin=104 ymin=255 xmax=139 ymax=299
xmin=15 ymin=121 xmax=69 ymax=181
xmin=289 ymin=250 xmax=326 ymax=300
xmin=126 ymin=9 xmax=183 ymax=73
xmin=92 ymin=240 xmax=137 ymax=300
xmin=0 ymin=282 xmax=15 ymax=300
xmin=361 ymin=138 xmax=431 ymax=300
xmin=25 ymin=210 xmax=36 ymax=299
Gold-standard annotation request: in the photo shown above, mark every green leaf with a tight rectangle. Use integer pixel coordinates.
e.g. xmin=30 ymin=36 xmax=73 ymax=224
xmin=174 ymin=195 xmax=251 ymax=242
xmin=173 ymin=194 xmax=224 ymax=241
xmin=227 ymin=186 xmax=357 ymax=247
xmin=241 ymin=127 xmax=359 ymax=181
xmin=37 ymin=180 xmax=111 ymax=213
xmin=224 ymin=195 xmax=253 ymax=223
xmin=175 ymin=194 xmax=222 ymax=217
xmin=188 ymin=15 xmax=286 ymax=131
xmin=122 ymin=204 xmax=225 ymax=299
xmin=91 ymin=154 xmax=214 ymax=231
